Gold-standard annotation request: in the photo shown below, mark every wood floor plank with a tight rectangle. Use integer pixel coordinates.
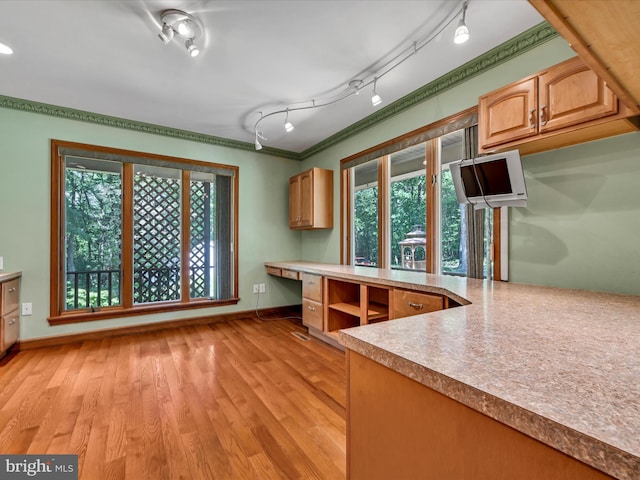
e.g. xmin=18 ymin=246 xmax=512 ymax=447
xmin=0 ymin=317 xmax=346 ymax=479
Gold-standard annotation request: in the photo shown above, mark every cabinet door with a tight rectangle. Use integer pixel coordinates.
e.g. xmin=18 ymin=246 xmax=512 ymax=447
xmin=539 ymin=57 xmax=617 ymax=133
xmin=392 ymin=289 xmax=444 ymax=319
xmin=288 ymin=175 xmax=301 ymax=228
xmin=479 ymin=77 xmax=538 ymax=149
xmin=299 ymin=170 xmax=314 ymax=227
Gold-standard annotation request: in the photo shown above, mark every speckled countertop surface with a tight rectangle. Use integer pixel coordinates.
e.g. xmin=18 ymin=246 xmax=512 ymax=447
xmin=266 ymin=261 xmax=640 ymax=480
xmin=0 ymin=271 xmax=21 ymax=283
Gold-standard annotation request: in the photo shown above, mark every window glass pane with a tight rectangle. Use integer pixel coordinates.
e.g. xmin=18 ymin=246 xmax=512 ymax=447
xmin=440 ymin=167 xmax=466 ymax=275
xmin=64 ymin=157 xmax=122 ymax=310
xmin=440 ymin=130 xmax=466 ymax=275
xmin=353 ymin=160 xmax=378 ymax=267
xmin=390 ymin=144 xmax=426 ymax=271
xmin=190 ymin=172 xmax=216 ymax=299
xmin=133 ymin=165 xmax=181 ymax=304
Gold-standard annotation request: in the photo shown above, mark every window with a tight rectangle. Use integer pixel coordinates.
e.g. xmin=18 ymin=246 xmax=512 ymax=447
xmin=341 ymin=108 xmax=502 ymax=279
xmin=50 ymin=140 xmax=238 ymax=324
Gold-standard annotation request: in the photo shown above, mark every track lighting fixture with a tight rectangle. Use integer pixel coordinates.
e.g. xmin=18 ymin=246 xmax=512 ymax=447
xmin=371 ymin=78 xmax=382 ymax=107
xmin=284 ymin=109 xmax=294 ymax=133
xmin=157 ymin=9 xmax=202 ymax=57
xmin=252 ymin=1 xmax=473 ymax=150
xmin=454 ymin=1 xmax=470 ymax=44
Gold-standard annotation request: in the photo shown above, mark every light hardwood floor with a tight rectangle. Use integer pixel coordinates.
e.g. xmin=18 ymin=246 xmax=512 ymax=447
xmin=0 ymin=316 xmax=346 ymax=479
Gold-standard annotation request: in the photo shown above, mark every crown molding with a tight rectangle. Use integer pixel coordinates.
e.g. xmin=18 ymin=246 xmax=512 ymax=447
xmin=299 ymin=22 xmax=558 ymax=159
xmin=0 ymin=95 xmax=299 ymax=160
xmin=0 ymin=22 xmax=556 ymax=162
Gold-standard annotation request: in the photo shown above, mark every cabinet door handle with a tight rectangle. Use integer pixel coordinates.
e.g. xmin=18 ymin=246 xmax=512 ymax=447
xmin=307 ymin=305 xmax=316 ymax=312
xmin=539 ymin=104 xmax=547 ymax=126
xmin=408 ymin=302 xmax=423 ymax=310
xmin=8 ymin=319 xmax=16 ymax=326
xmin=528 ymin=108 xmax=536 ymax=129
xmin=8 ymin=287 xmax=16 ymax=293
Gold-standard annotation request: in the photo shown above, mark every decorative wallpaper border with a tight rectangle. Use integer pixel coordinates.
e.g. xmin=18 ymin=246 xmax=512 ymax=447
xmin=0 ymin=22 xmax=557 ymax=161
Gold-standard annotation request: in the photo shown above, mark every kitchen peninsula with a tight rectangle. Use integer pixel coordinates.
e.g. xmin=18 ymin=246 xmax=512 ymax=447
xmin=265 ymin=261 xmax=640 ymax=480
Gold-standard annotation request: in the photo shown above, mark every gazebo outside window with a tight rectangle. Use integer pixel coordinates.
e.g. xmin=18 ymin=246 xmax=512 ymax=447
xmin=399 ymin=225 xmax=426 ymax=270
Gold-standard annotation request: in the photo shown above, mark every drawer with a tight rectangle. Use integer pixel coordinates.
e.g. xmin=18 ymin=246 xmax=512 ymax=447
xmin=1 ymin=313 xmax=19 ymax=352
xmin=392 ymin=289 xmax=444 ymax=319
xmin=281 ymin=269 xmax=300 ymax=280
xmin=266 ymin=266 xmax=282 ymax=277
xmin=302 ymin=299 xmax=323 ymax=331
xmin=302 ymin=273 xmax=322 ymax=302
xmin=1 ymin=279 xmax=19 ymax=316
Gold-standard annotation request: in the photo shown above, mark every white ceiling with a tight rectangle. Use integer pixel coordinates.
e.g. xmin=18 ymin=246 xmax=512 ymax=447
xmin=0 ymin=0 xmax=544 ymax=154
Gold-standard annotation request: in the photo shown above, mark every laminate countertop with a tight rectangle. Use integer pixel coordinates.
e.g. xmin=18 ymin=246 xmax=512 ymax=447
xmin=0 ymin=271 xmax=21 ymax=283
xmin=265 ymin=261 xmax=640 ymax=480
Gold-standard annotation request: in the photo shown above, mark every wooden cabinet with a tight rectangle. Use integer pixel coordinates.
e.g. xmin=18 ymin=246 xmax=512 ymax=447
xmin=390 ymin=288 xmax=447 ymax=319
xmin=1 ymin=277 xmax=20 ymax=355
xmin=347 ymin=350 xmax=614 ymax=480
xmin=289 ymin=167 xmax=333 ymax=230
xmin=479 ymin=57 xmax=639 ymax=155
xmin=302 ymin=273 xmax=323 ymax=331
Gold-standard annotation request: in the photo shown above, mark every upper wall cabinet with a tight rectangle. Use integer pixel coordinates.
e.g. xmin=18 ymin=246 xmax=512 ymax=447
xmin=478 ymin=57 xmax=639 ymax=155
xmin=289 ymin=167 xmax=333 ymax=230
xmin=529 ymin=0 xmax=640 ymax=114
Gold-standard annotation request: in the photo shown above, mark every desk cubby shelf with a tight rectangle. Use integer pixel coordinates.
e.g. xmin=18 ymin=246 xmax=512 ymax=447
xmin=326 ymin=278 xmax=390 ymax=333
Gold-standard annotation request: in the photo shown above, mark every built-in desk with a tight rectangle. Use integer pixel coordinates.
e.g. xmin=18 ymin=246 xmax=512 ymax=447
xmin=265 ymin=261 xmax=640 ymax=480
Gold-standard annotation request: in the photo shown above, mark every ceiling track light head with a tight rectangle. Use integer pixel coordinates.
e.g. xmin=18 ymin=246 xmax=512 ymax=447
xmin=185 ymin=38 xmax=200 ymax=57
xmin=454 ymin=1 xmax=470 ymax=44
xmin=158 ymin=23 xmax=174 ymax=45
xmin=284 ymin=108 xmax=294 ymax=133
xmin=371 ymin=77 xmax=382 ymax=107
xmin=158 ymin=9 xmax=203 ymax=56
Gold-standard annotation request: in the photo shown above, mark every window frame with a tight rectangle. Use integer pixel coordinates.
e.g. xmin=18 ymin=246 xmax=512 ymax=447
xmin=340 ymin=107 xmax=504 ymax=279
xmin=50 ymin=139 xmax=239 ymax=325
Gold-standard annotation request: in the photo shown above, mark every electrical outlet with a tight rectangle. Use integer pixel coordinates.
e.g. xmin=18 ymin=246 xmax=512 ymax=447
xmin=21 ymin=303 xmax=33 ymax=316
xmin=259 ymin=283 xmax=266 ymax=293
xmin=252 ymin=284 xmax=259 ymax=294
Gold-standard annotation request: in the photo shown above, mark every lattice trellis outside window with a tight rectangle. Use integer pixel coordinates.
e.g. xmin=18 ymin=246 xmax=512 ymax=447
xmin=134 ymin=166 xmax=182 ymax=304
xmin=51 ymin=139 xmax=238 ymax=324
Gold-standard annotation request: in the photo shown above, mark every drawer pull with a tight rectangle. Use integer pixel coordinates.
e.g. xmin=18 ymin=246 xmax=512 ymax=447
xmin=408 ymin=302 xmax=424 ymax=310
xmin=8 ymin=287 xmax=16 ymax=293
xmin=307 ymin=305 xmax=316 ymax=312
xmin=8 ymin=319 xmax=16 ymax=326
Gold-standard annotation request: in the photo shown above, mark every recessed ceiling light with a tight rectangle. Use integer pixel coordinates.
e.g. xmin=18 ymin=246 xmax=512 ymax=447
xmin=0 ymin=42 xmax=13 ymax=55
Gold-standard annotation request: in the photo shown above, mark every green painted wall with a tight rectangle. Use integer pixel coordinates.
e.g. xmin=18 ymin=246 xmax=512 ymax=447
xmin=0 ymin=108 xmax=303 ymax=340
xmin=2 ymin=33 xmax=638 ymax=342
xmin=511 ymin=132 xmax=640 ymax=295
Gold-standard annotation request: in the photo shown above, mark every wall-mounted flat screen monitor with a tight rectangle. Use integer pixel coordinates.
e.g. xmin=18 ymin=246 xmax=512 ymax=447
xmin=450 ymin=149 xmax=527 ymax=209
